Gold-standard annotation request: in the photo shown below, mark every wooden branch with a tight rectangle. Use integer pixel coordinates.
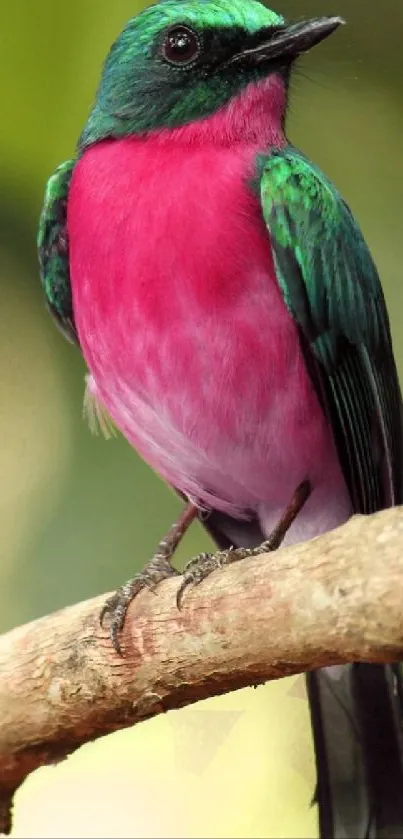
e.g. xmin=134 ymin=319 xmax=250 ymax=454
xmin=1 ymin=507 xmax=403 ymax=834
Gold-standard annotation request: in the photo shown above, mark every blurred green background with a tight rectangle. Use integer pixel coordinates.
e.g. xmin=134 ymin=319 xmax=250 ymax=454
xmin=1 ymin=1 xmax=403 ymax=836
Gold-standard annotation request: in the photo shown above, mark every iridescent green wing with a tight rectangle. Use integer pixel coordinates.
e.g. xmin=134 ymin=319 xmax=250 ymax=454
xmin=37 ymin=159 xmax=78 ymax=344
xmin=259 ymin=146 xmax=403 ymax=513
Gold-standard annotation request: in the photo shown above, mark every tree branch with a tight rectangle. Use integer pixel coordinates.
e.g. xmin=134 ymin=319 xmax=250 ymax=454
xmin=1 ymin=507 xmax=403 ymax=834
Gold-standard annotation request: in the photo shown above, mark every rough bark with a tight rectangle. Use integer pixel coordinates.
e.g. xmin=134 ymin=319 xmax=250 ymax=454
xmin=1 ymin=507 xmax=403 ymax=834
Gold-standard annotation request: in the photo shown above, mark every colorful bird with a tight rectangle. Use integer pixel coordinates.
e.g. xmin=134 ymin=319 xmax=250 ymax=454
xmin=38 ymin=1 xmax=403 ymax=835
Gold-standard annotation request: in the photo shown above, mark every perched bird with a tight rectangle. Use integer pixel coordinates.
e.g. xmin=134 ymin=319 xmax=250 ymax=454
xmin=38 ymin=0 xmax=403 ymax=835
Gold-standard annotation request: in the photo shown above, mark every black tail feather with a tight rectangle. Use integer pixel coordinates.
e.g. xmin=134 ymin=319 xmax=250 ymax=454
xmin=307 ymin=664 xmax=403 ymax=838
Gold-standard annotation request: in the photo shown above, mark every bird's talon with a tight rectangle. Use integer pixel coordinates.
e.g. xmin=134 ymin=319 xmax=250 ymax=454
xmin=100 ymin=558 xmax=178 ymax=654
xmin=176 ymin=551 xmax=229 ymax=610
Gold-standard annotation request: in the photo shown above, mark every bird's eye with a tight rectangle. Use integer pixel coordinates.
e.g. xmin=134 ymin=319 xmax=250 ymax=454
xmin=162 ymin=25 xmax=201 ymax=66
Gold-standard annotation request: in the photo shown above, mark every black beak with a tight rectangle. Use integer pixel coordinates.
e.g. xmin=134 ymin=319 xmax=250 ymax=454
xmin=230 ymin=16 xmax=344 ymax=66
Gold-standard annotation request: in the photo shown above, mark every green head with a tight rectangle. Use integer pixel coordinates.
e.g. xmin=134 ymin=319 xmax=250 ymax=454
xmin=79 ymin=0 xmax=343 ymax=148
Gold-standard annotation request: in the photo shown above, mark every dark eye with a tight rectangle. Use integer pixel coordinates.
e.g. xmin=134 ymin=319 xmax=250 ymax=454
xmin=162 ymin=25 xmax=201 ymax=66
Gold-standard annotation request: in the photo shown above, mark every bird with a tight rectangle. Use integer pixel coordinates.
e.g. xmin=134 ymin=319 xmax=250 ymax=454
xmin=38 ymin=0 xmax=403 ymax=835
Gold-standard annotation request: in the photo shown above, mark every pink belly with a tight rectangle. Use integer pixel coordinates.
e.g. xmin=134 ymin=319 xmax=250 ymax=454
xmin=68 ymin=136 xmax=351 ymax=542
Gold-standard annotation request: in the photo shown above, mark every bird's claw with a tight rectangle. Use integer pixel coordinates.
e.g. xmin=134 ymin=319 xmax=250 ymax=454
xmin=100 ymin=556 xmax=179 ymax=655
xmin=176 ymin=547 xmax=238 ymax=610
xmin=101 ymin=483 xmax=312 ymax=651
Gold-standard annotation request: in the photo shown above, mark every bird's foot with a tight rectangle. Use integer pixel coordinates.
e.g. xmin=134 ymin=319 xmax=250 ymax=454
xmin=176 ymin=480 xmax=312 ymax=609
xmin=175 ymin=542 xmax=277 ymax=608
xmin=100 ymin=553 xmax=180 ymax=654
xmin=176 ymin=547 xmax=242 ymax=609
xmin=100 ymin=502 xmax=198 ymax=654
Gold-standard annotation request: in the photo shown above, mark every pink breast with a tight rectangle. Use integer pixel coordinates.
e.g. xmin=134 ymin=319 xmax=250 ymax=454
xmin=67 ymin=135 xmax=349 ymax=527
